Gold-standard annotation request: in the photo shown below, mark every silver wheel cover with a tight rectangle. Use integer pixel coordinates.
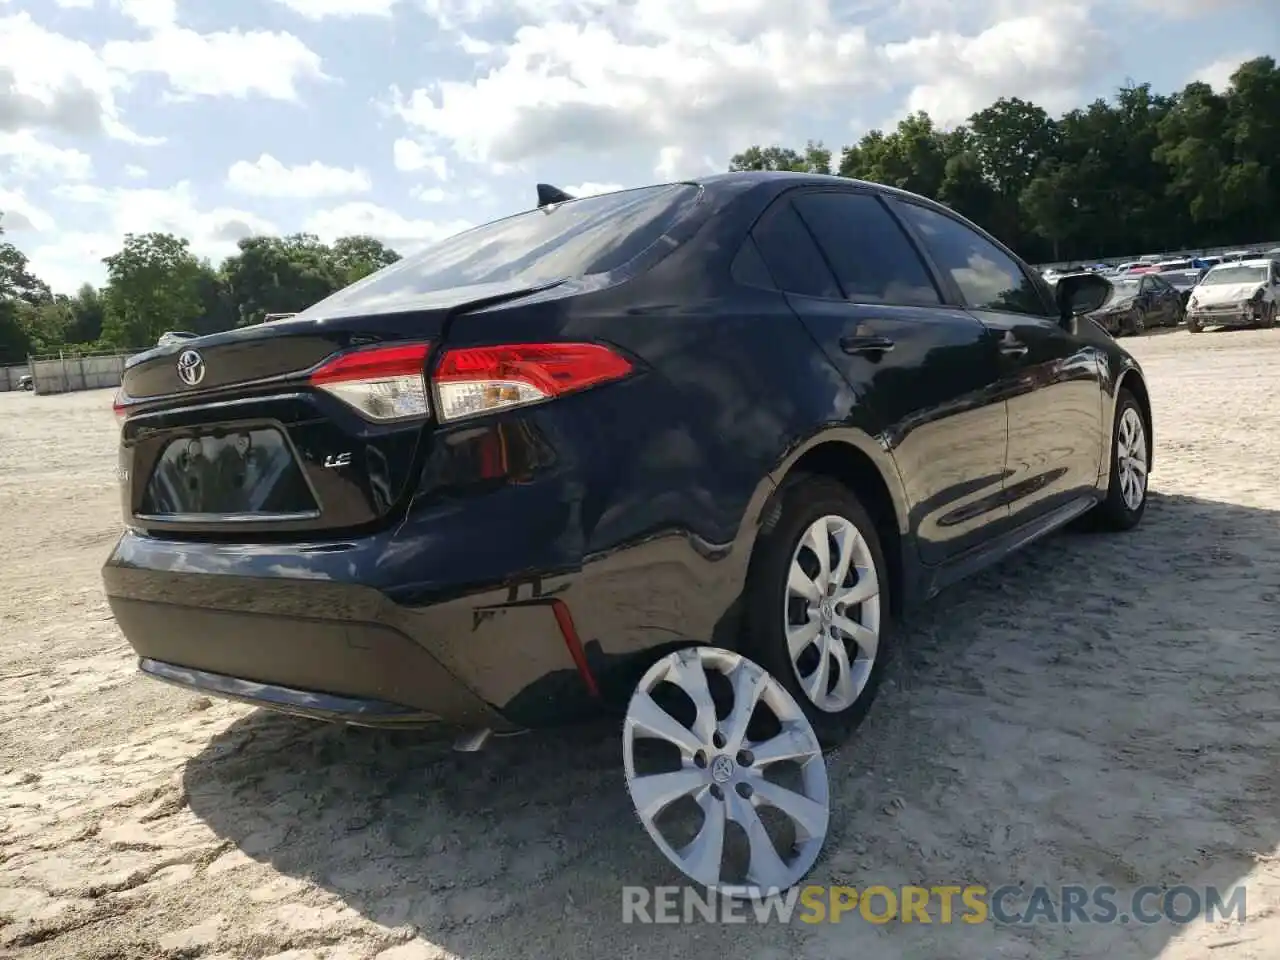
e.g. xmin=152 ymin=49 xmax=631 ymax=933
xmin=784 ymin=514 xmax=881 ymax=713
xmin=622 ymin=647 xmax=829 ymax=897
xmin=1117 ymin=406 xmax=1148 ymax=512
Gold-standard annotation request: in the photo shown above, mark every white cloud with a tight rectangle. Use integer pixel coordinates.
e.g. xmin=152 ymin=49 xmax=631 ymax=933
xmin=0 ymin=188 xmax=55 ymax=233
xmin=0 ymin=11 xmax=157 ymax=143
xmin=123 ymin=163 xmax=147 ymax=179
xmin=410 ymin=185 xmax=448 ymax=203
xmin=1189 ymin=54 xmax=1254 ymax=92
xmin=29 ymin=182 xmax=278 ymax=292
xmin=302 ymin=201 xmax=471 ymax=252
xmin=270 ymin=0 xmax=400 ymax=19
xmin=101 ymin=27 xmax=327 ymax=101
xmin=390 ymin=4 xmax=885 ymax=166
xmin=1129 ymin=0 xmax=1250 ymax=16
xmin=562 ymin=181 xmax=623 ymax=197
xmin=0 ymin=129 xmax=93 ymax=180
xmin=226 ymin=154 xmax=372 ymax=198
xmin=53 ymin=0 xmax=95 ymax=8
xmin=392 ymin=137 xmax=449 ymax=178
xmin=881 ymin=7 xmax=1111 ymax=126
xmin=113 ymin=0 xmax=177 ymax=30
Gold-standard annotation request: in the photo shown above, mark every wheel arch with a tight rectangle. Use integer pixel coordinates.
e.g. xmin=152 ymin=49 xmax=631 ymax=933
xmin=749 ymin=431 xmax=910 ymax=618
xmin=1116 ymin=366 xmax=1154 ymax=473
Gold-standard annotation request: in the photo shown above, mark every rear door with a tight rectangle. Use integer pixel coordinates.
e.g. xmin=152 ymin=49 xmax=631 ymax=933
xmin=886 ymin=197 xmax=1106 ymax=527
xmin=749 ymin=187 xmax=1010 ymax=565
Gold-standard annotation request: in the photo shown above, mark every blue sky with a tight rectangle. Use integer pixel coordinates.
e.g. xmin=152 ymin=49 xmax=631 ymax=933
xmin=0 ymin=0 xmax=1271 ymax=293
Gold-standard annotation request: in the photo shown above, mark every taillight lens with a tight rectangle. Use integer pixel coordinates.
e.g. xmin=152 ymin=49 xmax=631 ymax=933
xmin=112 ymin=388 xmax=128 ymax=423
xmin=310 ymin=342 xmax=432 ymax=422
xmin=433 ymin=342 xmax=633 ymax=422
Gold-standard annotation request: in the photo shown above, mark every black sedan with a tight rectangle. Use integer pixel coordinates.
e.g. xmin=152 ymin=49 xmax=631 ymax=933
xmin=1084 ymin=273 xmax=1184 ymax=335
xmin=104 ymin=171 xmax=1152 ymax=761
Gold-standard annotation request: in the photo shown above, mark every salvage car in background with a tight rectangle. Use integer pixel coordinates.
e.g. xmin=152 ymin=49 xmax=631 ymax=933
xmin=1085 ymin=273 xmax=1183 ymax=335
xmin=1186 ymin=259 xmax=1279 ymax=332
xmin=1152 ymin=260 xmax=1207 ymax=307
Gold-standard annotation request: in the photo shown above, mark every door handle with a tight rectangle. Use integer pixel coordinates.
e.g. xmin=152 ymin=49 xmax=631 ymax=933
xmin=840 ymin=335 xmax=895 ymax=356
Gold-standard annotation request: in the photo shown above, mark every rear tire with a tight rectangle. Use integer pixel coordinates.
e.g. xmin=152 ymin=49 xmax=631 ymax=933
xmin=1088 ymin=389 xmax=1149 ymax=532
xmin=742 ymin=477 xmax=892 ymax=749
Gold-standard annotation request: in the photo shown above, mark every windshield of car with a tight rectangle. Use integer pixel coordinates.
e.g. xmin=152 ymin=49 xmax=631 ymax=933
xmin=1201 ymin=265 xmax=1267 ymax=285
xmin=307 ymin=184 xmax=701 ymax=314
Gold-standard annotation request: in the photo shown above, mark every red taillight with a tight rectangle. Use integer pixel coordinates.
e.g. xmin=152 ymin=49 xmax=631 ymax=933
xmin=310 ymin=342 xmax=432 ymax=422
xmin=432 ymin=342 xmax=633 ymax=422
xmin=112 ymin=388 xmax=128 ymax=423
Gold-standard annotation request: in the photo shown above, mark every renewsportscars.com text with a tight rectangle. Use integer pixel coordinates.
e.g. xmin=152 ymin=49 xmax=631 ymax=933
xmin=621 ymin=883 xmax=1247 ymax=926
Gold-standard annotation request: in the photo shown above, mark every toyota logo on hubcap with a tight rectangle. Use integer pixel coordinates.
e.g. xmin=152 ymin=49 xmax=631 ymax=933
xmin=710 ymin=755 xmax=735 ymax=784
xmin=176 ymin=349 xmax=205 ymax=387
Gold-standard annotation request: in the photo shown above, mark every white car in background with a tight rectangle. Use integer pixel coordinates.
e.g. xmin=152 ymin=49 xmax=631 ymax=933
xmin=1186 ymin=259 xmax=1280 ymax=332
xmin=157 ymin=331 xmax=198 ymax=347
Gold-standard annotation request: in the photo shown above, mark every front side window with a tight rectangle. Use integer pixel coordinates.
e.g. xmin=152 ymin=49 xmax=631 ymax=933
xmin=303 ymin=184 xmax=701 ymax=315
xmin=790 ymin=192 xmax=941 ymax=306
xmin=890 ymin=200 xmax=1052 ymax=317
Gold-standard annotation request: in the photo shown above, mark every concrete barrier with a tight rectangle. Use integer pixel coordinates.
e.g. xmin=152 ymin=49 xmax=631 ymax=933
xmin=0 ymin=365 xmax=32 ymax=392
xmin=30 ymin=353 xmax=130 ymax=395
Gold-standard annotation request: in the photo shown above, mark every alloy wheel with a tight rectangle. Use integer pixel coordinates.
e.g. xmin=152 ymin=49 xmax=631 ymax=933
xmin=784 ymin=515 xmax=881 ymax=713
xmin=622 ymin=647 xmax=829 ymax=896
xmin=1117 ymin=406 xmax=1148 ymax=512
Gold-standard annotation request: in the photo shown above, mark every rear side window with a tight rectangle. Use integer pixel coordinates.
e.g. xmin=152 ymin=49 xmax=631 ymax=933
xmin=749 ymin=202 xmax=841 ymax=299
xmin=307 ymin=184 xmax=700 ymax=313
xmin=890 ymin=199 xmax=1054 ymax=317
xmin=730 ymin=236 xmax=776 ymax=290
xmin=791 ymin=192 xmax=941 ymax=306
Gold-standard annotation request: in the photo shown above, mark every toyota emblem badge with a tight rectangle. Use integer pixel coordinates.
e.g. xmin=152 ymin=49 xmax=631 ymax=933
xmin=176 ymin=349 xmax=205 ymax=387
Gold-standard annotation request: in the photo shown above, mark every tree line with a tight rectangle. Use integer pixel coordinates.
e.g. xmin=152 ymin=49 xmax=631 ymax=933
xmin=0 ymin=228 xmax=401 ymax=364
xmin=2 ymin=56 xmax=1276 ymax=365
xmin=730 ymin=56 xmax=1279 ymax=266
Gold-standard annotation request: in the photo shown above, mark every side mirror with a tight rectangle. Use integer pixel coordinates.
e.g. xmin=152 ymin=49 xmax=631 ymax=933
xmin=1055 ymin=273 xmax=1112 ymax=322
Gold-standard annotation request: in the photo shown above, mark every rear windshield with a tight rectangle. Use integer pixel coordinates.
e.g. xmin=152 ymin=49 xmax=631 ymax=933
xmin=308 ymin=184 xmax=699 ymax=313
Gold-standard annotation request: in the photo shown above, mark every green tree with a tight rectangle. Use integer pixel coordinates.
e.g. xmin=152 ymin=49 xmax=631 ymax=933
xmin=221 ymin=234 xmax=343 ymax=327
xmin=329 ymin=235 xmax=401 ymax=286
xmin=101 ymin=232 xmax=205 ymax=348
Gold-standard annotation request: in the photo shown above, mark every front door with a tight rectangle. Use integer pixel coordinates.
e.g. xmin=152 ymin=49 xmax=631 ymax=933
xmin=886 ymin=198 xmax=1107 ymax=527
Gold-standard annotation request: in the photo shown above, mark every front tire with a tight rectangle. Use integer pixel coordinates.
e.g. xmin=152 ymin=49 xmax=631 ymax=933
xmin=1089 ymin=389 xmax=1149 ymax=531
xmin=1187 ymin=316 xmax=1203 ymax=333
xmin=743 ymin=477 xmax=891 ymax=749
xmin=1259 ymin=302 xmax=1275 ymax=329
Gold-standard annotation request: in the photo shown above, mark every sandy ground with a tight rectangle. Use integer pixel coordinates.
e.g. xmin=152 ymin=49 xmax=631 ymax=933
xmin=2 ymin=328 xmax=1279 ymax=960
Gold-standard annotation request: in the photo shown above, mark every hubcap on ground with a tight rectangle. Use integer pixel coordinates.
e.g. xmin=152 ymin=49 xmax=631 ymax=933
xmin=784 ymin=514 xmax=881 ymax=713
xmin=622 ymin=647 xmax=829 ymax=896
xmin=1117 ymin=407 xmax=1148 ymax=512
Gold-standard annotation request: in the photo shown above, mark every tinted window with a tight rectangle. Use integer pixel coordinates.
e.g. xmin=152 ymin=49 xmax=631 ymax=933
xmin=1150 ymin=276 xmax=1173 ymax=293
xmin=304 ymin=184 xmax=699 ymax=315
xmin=1139 ymin=276 xmax=1154 ymax=293
xmin=791 ymin=192 xmax=940 ymax=306
xmin=891 ymin=200 xmax=1052 ymax=316
xmin=750 ymin=202 xmax=842 ymax=300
